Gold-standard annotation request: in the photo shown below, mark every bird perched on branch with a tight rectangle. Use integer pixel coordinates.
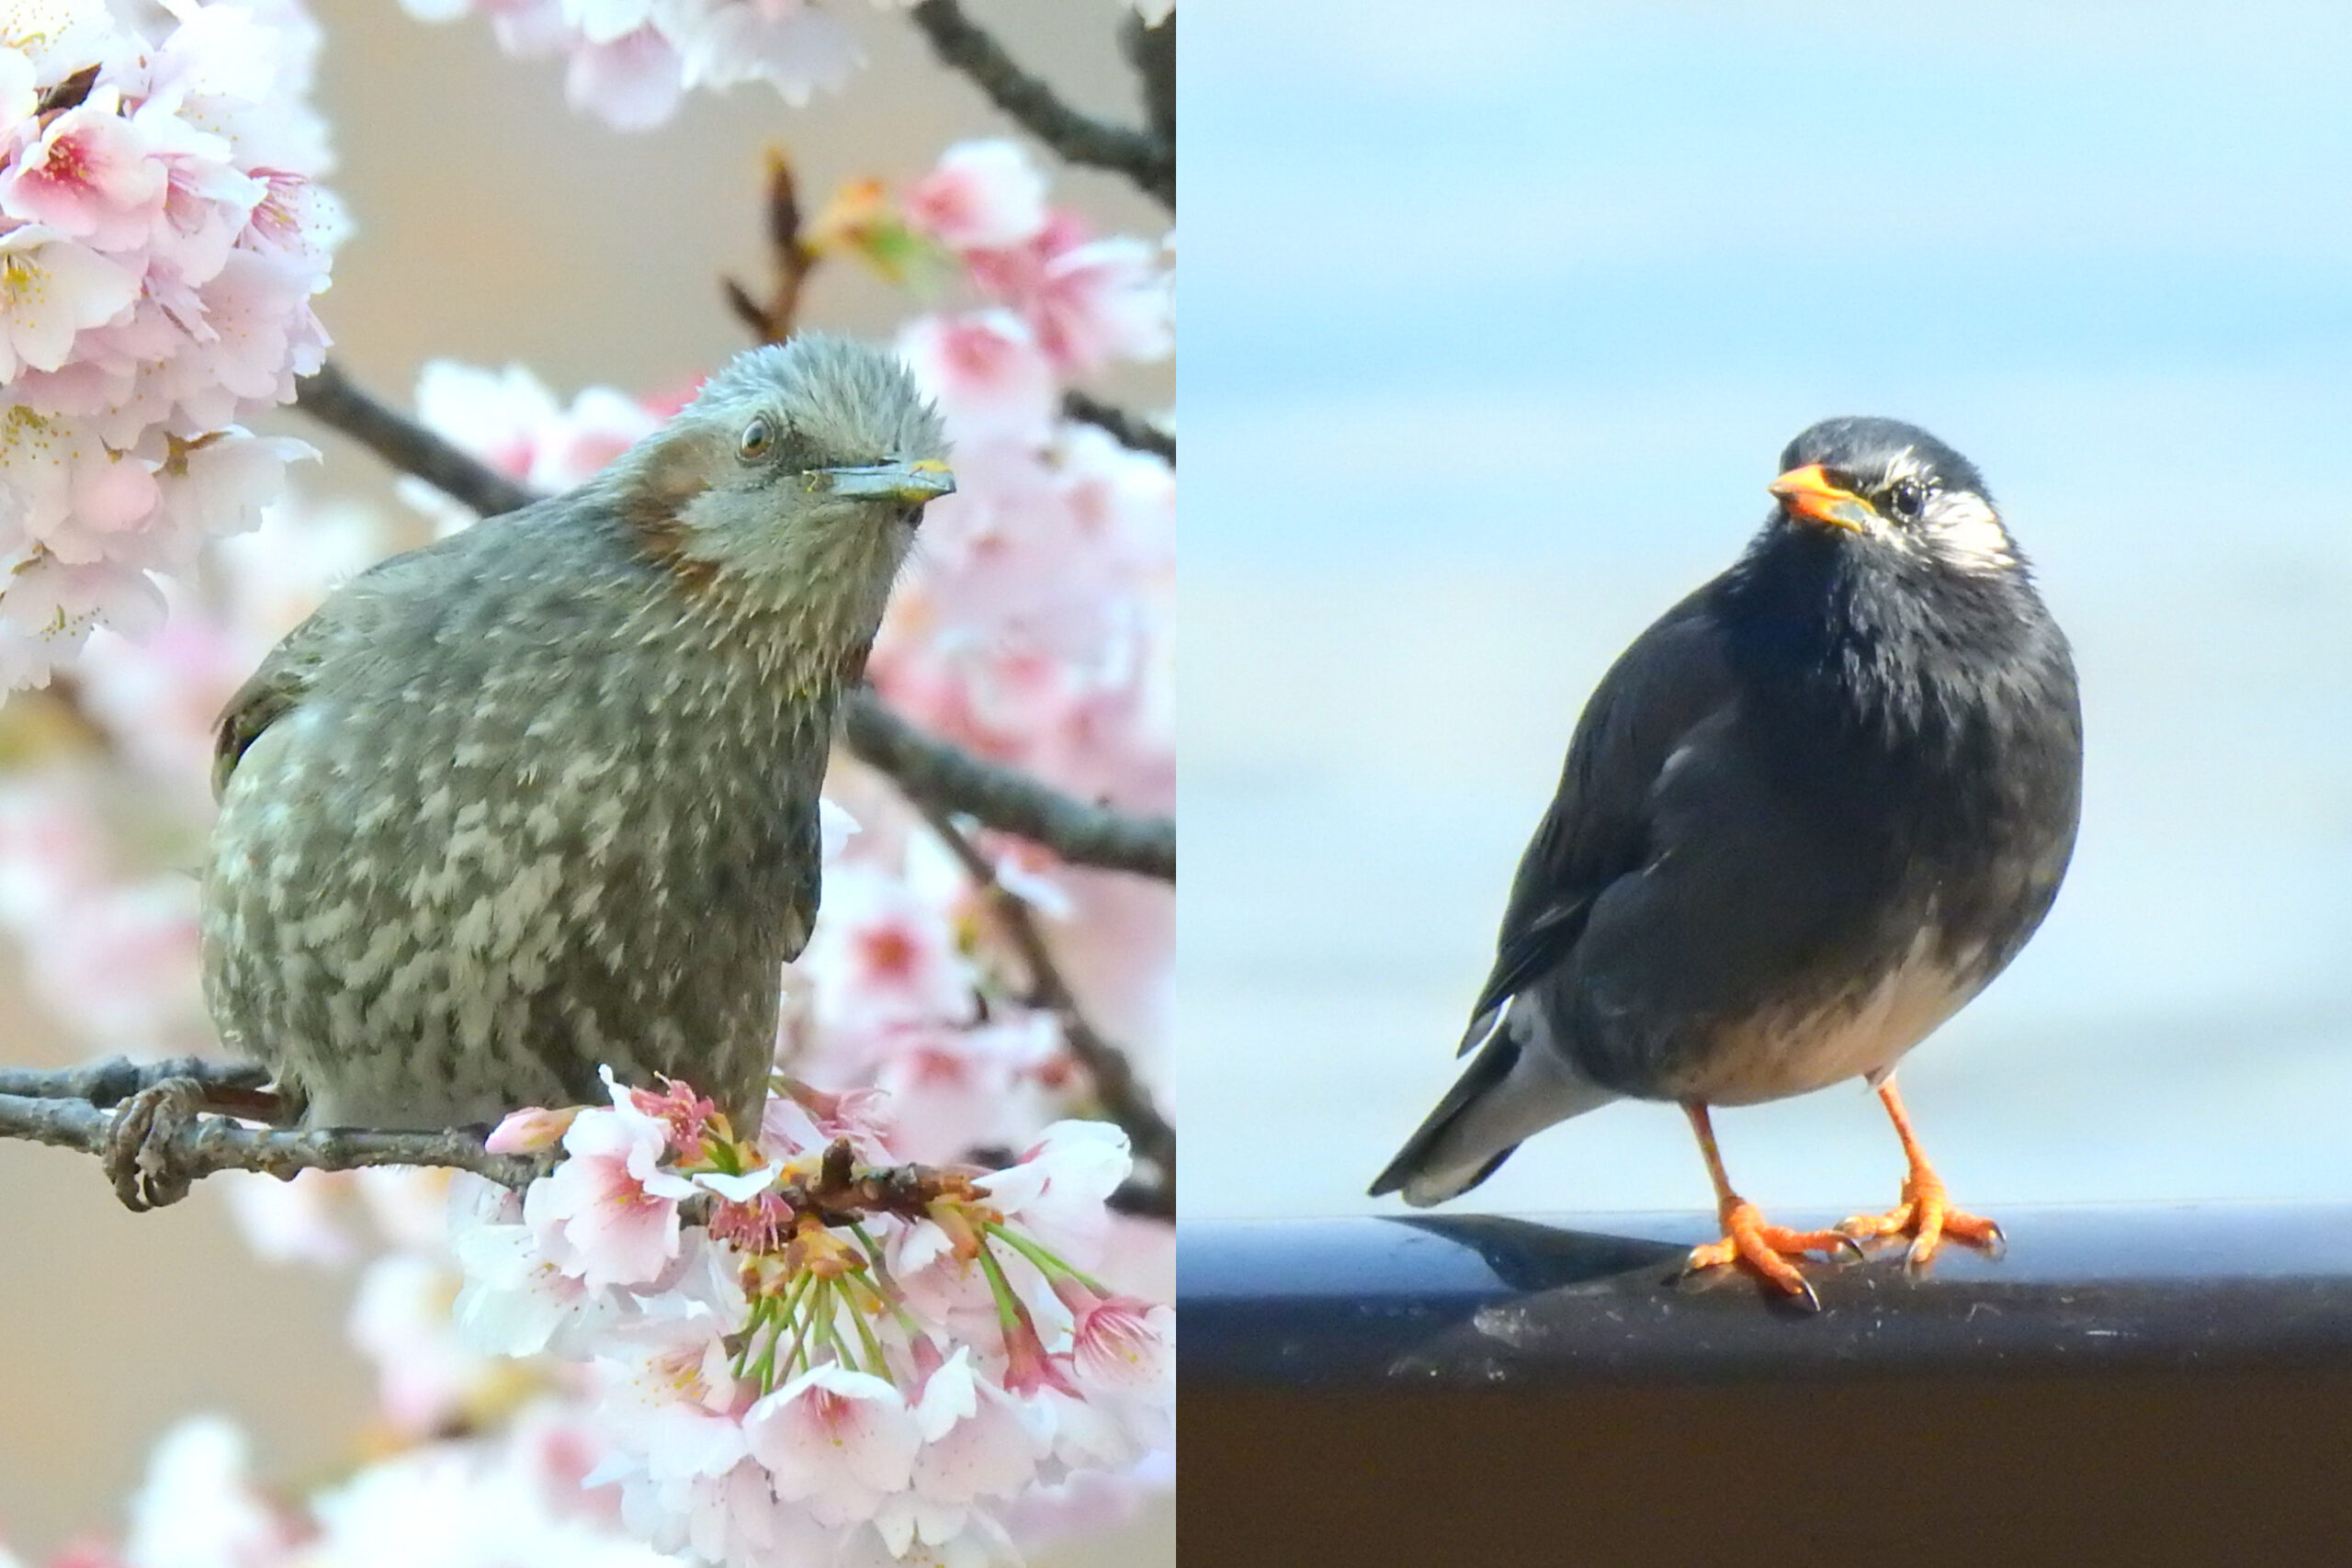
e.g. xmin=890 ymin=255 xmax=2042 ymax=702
xmin=1369 ymin=418 xmax=2081 ymax=1308
xmin=192 ymin=334 xmax=952 ymax=1156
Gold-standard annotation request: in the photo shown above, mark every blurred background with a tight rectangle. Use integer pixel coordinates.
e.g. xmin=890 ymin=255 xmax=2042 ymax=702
xmin=1182 ymin=1 xmax=2352 ymax=1219
xmin=0 ymin=0 xmax=1169 ymax=1559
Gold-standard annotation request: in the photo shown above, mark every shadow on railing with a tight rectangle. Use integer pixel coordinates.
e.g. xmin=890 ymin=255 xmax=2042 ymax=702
xmin=1182 ymin=1203 xmax=2352 ymax=1385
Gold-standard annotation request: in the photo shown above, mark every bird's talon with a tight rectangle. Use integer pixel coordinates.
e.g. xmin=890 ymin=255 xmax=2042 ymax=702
xmin=103 ymin=1077 xmax=207 ymax=1213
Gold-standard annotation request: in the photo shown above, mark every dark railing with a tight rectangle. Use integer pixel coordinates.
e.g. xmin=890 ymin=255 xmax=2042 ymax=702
xmin=1181 ymin=1206 xmax=2352 ymax=1564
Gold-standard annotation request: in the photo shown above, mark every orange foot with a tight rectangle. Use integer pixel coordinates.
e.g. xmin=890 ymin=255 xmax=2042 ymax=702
xmin=1837 ymin=1168 xmax=2005 ymax=1272
xmin=1682 ymin=1198 xmax=1860 ymax=1311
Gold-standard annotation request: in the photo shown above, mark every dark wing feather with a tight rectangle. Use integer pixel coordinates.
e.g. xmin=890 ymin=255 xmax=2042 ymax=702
xmin=209 ymin=528 xmax=498 ymax=799
xmin=1458 ymin=581 xmax=1738 ymax=1052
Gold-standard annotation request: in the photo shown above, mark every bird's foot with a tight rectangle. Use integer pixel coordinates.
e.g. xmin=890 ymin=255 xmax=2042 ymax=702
xmin=1837 ymin=1170 xmax=2005 ymax=1273
xmin=104 ymin=1076 xmax=208 ymax=1213
xmin=1681 ymin=1198 xmax=1862 ymax=1311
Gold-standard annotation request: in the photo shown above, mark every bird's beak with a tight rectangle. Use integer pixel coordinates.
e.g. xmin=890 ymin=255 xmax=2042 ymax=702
xmin=1767 ymin=464 xmax=1875 ymax=533
xmin=813 ymin=457 xmax=957 ymax=503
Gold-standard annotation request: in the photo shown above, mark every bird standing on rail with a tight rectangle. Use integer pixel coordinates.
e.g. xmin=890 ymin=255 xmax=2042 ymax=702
xmin=1370 ymin=417 xmax=2081 ymax=1307
xmin=195 ymin=334 xmax=953 ymax=1156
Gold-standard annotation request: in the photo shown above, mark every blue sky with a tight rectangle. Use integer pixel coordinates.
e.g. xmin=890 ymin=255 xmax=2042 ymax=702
xmin=1185 ymin=0 xmax=2352 ymax=569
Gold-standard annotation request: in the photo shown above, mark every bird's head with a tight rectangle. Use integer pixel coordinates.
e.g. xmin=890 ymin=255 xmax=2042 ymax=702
xmin=615 ymin=333 xmax=952 ymax=627
xmin=1764 ymin=417 xmax=2016 ymax=577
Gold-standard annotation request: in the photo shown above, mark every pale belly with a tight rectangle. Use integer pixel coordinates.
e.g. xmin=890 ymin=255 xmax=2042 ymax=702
xmin=1668 ymin=931 xmax=1984 ymax=1107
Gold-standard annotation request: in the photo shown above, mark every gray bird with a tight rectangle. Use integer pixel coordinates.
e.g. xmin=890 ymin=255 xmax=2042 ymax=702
xmin=200 ymin=334 xmax=952 ymax=1137
xmin=1369 ymin=418 xmax=2081 ymax=1305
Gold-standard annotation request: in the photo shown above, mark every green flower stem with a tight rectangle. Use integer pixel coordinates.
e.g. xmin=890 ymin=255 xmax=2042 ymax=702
xmin=752 ymin=1272 xmax=813 ymax=1393
xmin=849 ymin=1292 xmax=891 ymax=1380
xmin=847 ymin=1222 xmax=931 ymax=1344
xmin=777 ymin=1278 xmax=827 ymax=1386
xmin=983 ymin=1220 xmax=1108 ymax=1297
xmin=973 ymin=1236 xmax=1026 ymax=1334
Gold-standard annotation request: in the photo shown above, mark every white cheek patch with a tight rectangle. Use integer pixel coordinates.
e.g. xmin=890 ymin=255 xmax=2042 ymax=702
xmin=1922 ymin=490 xmax=2015 ymax=573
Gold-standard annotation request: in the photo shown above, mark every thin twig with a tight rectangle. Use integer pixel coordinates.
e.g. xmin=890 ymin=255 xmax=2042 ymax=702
xmin=0 ymin=1091 xmax=544 ymax=1190
xmin=290 ymin=360 xmax=1174 ymax=882
xmin=906 ymin=0 xmax=1173 ymax=209
xmin=723 ymin=148 xmax=820 ymax=346
xmin=294 ymin=361 xmax=536 ymax=519
xmin=1062 ymin=389 xmax=1173 ymax=463
xmin=1124 ymin=10 xmax=1173 ymax=152
xmin=919 ymin=806 xmax=1173 ymax=1218
xmin=845 ymin=690 xmax=1173 ymax=880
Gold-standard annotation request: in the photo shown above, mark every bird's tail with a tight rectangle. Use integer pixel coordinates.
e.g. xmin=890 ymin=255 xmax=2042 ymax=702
xmin=1367 ymin=1007 xmax=1618 ymax=1207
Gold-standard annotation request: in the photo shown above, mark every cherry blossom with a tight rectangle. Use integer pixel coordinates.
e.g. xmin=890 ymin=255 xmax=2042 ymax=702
xmin=431 ymin=1077 xmax=1171 ymax=1567
xmin=903 ymin=142 xmax=1048 ymax=254
xmin=0 ymin=0 xmax=345 ymax=687
xmin=401 ymin=0 xmax=866 ymax=130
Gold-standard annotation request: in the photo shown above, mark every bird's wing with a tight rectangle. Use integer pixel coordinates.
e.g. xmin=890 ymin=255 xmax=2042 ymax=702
xmin=209 ymin=529 xmax=496 ymax=799
xmin=1458 ymin=582 xmax=1736 ymax=1054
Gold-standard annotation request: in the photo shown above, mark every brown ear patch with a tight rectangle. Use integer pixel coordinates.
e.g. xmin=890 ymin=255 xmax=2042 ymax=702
xmin=623 ymin=425 xmax=723 ymax=592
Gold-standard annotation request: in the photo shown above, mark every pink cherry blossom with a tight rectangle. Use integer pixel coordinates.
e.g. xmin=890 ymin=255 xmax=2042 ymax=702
xmin=744 ymin=1365 xmax=922 ymax=1528
xmin=487 ymin=1105 xmax=583 ymax=1155
xmin=801 ymin=861 xmax=978 ymax=1035
xmin=910 ymin=1348 xmax=1042 ymax=1504
xmin=976 ymin=1121 xmax=1133 ymax=1262
xmin=523 ymin=1093 xmax=700 ymax=1290
xmin=0 ymin=101 xmax=169 ymax=250
xmin=897 ymin=309 xmax=1059 ymax=446
xmin=120 ymin=1417 xmax=302 ymax=1568
xmin=904 ymin=141 xmax=1048 ymax=253
xmin=0 ymin=226 xmax=141 ymax=378
xmin=1052 ymin=1280 xmax=1174 ymax=1398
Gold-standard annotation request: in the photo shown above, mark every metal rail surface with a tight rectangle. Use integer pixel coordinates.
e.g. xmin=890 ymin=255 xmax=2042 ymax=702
xmin=1182 ymin=1203 xmax=2352 ymax=1386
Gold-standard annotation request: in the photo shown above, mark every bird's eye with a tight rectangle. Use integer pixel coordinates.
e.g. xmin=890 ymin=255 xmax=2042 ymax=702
xmin=738 ymin=417 xmax=775 ymax=462
xmin=1887 ymin=478 xmax=1928 ymax=521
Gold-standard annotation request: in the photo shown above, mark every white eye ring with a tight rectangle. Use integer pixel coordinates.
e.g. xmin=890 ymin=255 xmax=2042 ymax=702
xmin=739 ymin=417 xmax=775 ymax=461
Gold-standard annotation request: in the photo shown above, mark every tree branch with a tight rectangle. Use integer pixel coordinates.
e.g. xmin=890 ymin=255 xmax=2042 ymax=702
xmin=1124 ymin=10 xmax=1173 ymax=152
xmin=906 ymin=0 xmax=1174 ymax=210
xmin=844 ymin=690 xmax=1173 ymax=880
xmin=1062 ymin=389 xmax=1173 ymax=463
xmin=291 ymin=360 xmax=1174 ymax=882
xmin=0 ymin=1087 xmax=543 ymax=1190
xmin=294 ymin=360 xmax=536 ymax=519
xmin=0 ymin=1063 xmax=1020 ymax=1223
xmin=920 ymin=809 xmax=1172 ymax=1218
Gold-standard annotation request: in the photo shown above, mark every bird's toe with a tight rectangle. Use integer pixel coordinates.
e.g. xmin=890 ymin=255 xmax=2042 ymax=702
xmin=104 ymin=1077 xmax=206 ymax=1213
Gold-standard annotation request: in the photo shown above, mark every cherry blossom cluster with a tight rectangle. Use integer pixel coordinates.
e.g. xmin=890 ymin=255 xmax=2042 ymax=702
xmin=440 ymin=1073 xmax=1171 ymax=1566
xmin=393 ymin=0 xmax=865 ymax=131
xmin=855 ymin=139 xmax=1175 ymax=1109
xmin=40 ymin=1075 xmax=1170 ymax=1568
xmin=393 ymin=0 xmax=1173 ymax=132
xmin=0 ymin=0 xmax=345 ymax=689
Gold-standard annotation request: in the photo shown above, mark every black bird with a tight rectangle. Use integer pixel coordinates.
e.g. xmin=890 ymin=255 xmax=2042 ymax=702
xmin=1368 ymin=418 xmax=2081 ymax=1305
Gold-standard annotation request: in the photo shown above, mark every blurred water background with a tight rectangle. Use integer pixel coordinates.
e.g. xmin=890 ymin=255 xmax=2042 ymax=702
xmin=1181 ymin=0 xmax=2352 ymax=1218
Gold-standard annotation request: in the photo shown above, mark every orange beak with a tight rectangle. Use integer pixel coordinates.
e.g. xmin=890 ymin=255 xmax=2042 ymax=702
xmin=1767 ymin=464 xmax=1875 ymax=533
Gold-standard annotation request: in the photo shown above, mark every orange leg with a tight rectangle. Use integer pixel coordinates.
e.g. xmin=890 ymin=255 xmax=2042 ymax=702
xmin=1836 ymin=1078 xmax=2006 ymax=1271
xmin=1679 ymin=1101 xmax=1857 ymax=1310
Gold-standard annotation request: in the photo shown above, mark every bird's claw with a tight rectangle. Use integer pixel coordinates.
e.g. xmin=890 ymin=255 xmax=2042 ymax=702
xmin=104 ymin=1077 xmax=205 ymax=1213
xmin=1838 ymin=1178 xmax=2005 ymax=1275
xmin=1681 ymin=1198 xmax=1851 ymax=1308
